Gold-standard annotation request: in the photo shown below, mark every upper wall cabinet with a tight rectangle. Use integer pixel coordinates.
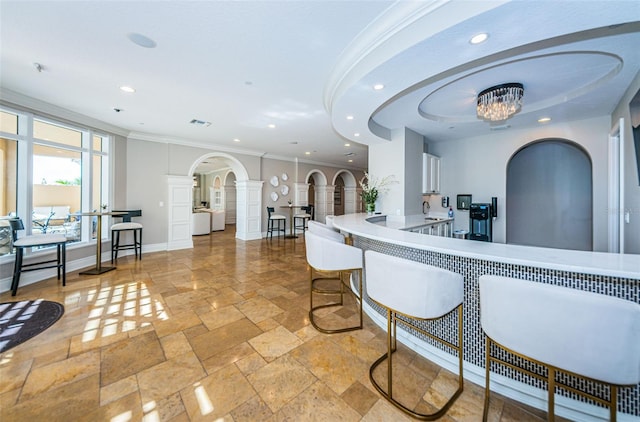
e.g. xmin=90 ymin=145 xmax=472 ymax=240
xmin=422 ymin=153 xmax=440 ymax=194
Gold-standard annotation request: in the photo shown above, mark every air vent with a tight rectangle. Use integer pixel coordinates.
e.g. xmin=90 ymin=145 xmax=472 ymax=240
xmin=190 ymin=119 xmax=211 ymax=127
xmin=344 ymin=152 xmax=356 ymax=157
xmin=489 ymin=124 xmax=511 ymax=131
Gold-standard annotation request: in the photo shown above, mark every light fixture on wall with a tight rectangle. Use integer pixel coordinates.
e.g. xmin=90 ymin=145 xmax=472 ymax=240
xmin=476 ymin=83 xmax=524 ymax=122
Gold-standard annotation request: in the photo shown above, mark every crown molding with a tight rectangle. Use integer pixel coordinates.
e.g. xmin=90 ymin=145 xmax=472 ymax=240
xmin=0 ymin=88 xmax=131 ymax=136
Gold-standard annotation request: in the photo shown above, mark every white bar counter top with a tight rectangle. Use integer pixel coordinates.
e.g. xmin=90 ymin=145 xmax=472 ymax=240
xmin=333 ymin=213 xmax=640 ymax=280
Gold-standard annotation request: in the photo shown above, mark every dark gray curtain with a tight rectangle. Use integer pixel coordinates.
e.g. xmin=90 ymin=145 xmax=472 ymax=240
xmin=506 ymin=139 xmax=592 ymax=251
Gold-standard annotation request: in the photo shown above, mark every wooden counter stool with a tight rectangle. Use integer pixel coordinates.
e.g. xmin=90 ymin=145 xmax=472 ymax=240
xmin=365 ymin=250 xmax=464 ymax=420
xmin=8 ymin=218 xmax=67 ymax=296
xmin=479 ymin=275 xmax=640 ymax=422
xmin=110 ymin=210 xmax=142 ymax=263
xmin=305 ymin=230 xmax=363 ymax=333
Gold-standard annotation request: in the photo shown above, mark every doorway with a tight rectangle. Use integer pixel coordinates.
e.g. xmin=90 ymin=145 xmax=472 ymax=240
xmin=506 ymin=139 xmax=593 ymax=251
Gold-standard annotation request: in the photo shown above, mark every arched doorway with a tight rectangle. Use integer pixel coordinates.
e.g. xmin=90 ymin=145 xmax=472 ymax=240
xmin=506 ymin=139 xmax=592 ymax=251
xmin=187 ymin=153 xmax=261 ymax=241
xmin=332 ymin=170 xmax=358 ymax=215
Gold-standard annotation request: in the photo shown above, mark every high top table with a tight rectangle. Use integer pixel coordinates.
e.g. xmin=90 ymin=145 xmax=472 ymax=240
xmin=279 ymin=205 xmax=301 ymax=239
xmin=78 ymin=211 xmax=127 ymax=275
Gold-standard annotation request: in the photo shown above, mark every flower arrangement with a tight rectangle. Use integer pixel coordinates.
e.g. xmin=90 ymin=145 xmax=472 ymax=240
xmin=360 ymin=173 xmax=396 ymax=212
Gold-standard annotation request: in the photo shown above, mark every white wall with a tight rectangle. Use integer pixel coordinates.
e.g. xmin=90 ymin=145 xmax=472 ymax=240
xmin=369 ymin=127 xmax=424 ymax=217
xmin=612 ymin=70 xmax=640 ymax=255
xmin=430 ymin=116 xmax=611 ymax=251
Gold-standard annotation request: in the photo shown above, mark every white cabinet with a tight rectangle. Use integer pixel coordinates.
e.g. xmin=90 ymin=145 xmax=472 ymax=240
xmin=406 ymin=220 xmax=453 ymax=237
xmin=422 ymin=153 xmax=440 ymax=194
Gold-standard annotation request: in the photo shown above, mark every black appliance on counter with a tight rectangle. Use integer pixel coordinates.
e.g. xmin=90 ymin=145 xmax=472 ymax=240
xmin=469 ymin=203 xmax=492 ymax=242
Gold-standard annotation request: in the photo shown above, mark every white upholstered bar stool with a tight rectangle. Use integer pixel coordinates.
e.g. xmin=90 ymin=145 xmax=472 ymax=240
xmin=308 ymin=220 xmax=345 ymax=241
xmin=479 ymin=275 xmax=640 ymax=422
xmin=365 ymin=250 xmax=464 ymax=420
xmin=266 ymin=207 xmax=286 ymax=239
xmin=305 ymin=230 xmax=363 ymax=333
xmin=293 ymin=205 xmax=312 ymax=234
xmin=110 ymin=210 xmax=143 ymax=263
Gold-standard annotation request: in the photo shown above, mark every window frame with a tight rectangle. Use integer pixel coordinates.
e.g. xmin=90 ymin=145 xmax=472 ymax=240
xmin=0 ymin=105 xmax=112 ymax=259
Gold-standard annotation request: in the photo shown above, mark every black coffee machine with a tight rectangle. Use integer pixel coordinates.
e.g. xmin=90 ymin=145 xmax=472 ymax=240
xmin=469 ymin=201 xmax=496 ymax=242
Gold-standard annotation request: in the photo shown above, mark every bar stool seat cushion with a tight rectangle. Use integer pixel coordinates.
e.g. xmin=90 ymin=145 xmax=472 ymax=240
xmin=111 ymin=222 xmax=143 ymax=231
xmin=14 ymin=234 xmax=67 ymax=247
xmin=366 ymin=251 xmax=463 ymax=319
xmin=479 ymin=275 xmax=640 ymax=385
xmin=269 ymin=214 xmax=285 ymax=220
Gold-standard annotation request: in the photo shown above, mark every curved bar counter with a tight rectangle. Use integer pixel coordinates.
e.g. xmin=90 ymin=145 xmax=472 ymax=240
xmin=333 ymin=213 xmax=640 ymax=421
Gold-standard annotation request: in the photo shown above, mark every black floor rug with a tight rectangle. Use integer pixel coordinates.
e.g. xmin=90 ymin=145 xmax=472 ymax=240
xmin=0 ymin=299 xmax=64 ymax=353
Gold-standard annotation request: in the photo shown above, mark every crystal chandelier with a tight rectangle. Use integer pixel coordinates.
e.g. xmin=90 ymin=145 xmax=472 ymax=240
xmin=476 ymin=83 xmax=524 ymax=122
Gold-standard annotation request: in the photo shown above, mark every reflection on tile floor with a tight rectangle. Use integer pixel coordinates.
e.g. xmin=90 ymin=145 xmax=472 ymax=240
xmin=0 ymin=227 xmax=553 ymax=421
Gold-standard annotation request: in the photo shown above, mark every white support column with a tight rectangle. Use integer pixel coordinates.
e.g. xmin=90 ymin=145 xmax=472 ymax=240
xmin=167 ymin=175 xmax=194 ymax=251
xmin=224 ymin=184 xmax=236 ymax=224
xmin=343 ymin=186 xmax=359 ymax=214
xmin=294 ymin=182 xmax=310 ymax=206
xmin=315 ymin=185 xmax=334 ymax=223
xmin=235 ymin=180 xmax=263 ymax=240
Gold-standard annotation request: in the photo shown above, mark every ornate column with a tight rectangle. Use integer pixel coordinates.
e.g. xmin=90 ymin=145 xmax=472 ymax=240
xmin=235 ymin=180 xmax=264 ymax=240
xmin=224 ymin=184 xmax=236 ymax=224
xmin=343 ymin=186 xmax=359 ymax=214
xmin=294 ymin=182 xmax=310 ymax=206
xmin=314 ymin=184 xmax=335 ymax=223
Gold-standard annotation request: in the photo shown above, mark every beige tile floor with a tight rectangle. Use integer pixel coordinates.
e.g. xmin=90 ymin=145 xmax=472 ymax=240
xmin=0 ymin=227 xmax=553 ymax=421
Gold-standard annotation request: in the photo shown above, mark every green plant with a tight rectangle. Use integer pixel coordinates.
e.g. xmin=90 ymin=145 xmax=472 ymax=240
xmin=360 ymin=172 xmax=396 ymax=204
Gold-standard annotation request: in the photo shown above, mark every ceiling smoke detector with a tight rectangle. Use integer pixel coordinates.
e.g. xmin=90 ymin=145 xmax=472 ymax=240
xmin=190 ymin=119 xmax=211 ymax=127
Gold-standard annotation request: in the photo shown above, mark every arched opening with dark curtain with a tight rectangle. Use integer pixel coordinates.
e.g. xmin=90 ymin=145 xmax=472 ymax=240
xmin=506 ymin=139 xmax=593 ymax=251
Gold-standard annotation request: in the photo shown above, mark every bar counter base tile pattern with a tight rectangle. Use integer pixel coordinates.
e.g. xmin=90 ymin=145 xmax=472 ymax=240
xmin=355 ymin=236 xmax=640 ymax=420
xmin=0 ymin=228 xmax=579 ymax=421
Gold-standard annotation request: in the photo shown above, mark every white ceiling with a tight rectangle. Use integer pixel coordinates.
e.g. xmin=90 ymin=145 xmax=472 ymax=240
xmin=1 ymin=1 xmax=639 ymax=172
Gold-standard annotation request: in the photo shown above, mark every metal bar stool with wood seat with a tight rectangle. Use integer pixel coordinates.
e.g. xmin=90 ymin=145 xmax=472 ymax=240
xmin=110 ymin=210 xmax=143 ymax=263
xmin=305 ymin=230 xmax=363 ymax=333
xmin=365 ymin=250 xmax=464 ymax=420
xmin=266 ymin=207 xmax=286 ymax=238
xmin=8 ymin=218 xmax=67 ymax=296
xmin=293 ymin=205 xmax=312 ymax=234
xmin=479 ymin=275 xmax=640 ymax=422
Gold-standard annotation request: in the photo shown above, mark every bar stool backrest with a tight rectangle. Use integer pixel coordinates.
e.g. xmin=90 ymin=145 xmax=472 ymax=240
xmin=365 ymin=250 xmax=463 ymax=319
xmin=112 ymin=209 xmax=142 ymax=223
xmin=305 ymin=231 xmax=361 ymax=272
xmin=308 ymin=221 xmax=344 ymax=243
xmin=479 ymin=275 xmax=640 ymax=385
xmin=8 ymin=218 xmax=25 ymax=241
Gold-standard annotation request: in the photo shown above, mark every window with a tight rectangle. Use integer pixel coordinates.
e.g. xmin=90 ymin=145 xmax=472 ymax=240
xmin=0 ymin=107 xmax=110 ymax=255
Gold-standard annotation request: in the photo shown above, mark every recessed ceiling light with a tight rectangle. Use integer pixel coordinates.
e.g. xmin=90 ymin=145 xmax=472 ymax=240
xmin=346 ymin=115 xmax=354 ymax=120
xmin=470 ymin=33 xmax=489 ymax=44
xmin=127 ymin=33 xmax=157 ymax=49
xmin=233 ymin=138 xmax=240 ymax=142
xmin=305 ymin=151 xmax=311 ymax=155
xmin=268 ymin=124 xmax=276 ymax=129
xmin=344 ymin=143 xmax=350 ymax=147
xmin=373 ymin=84 xmax=384 ymax=90
xmin=120 ymin=86 xmax=136 ymax=93
xmin=348 ymin=159 xmax=353 ymax=163
xmin=538 ymin=117 xmax=552 ymax=123
xmin=354 ymin=133 xmax=360 ymax=137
